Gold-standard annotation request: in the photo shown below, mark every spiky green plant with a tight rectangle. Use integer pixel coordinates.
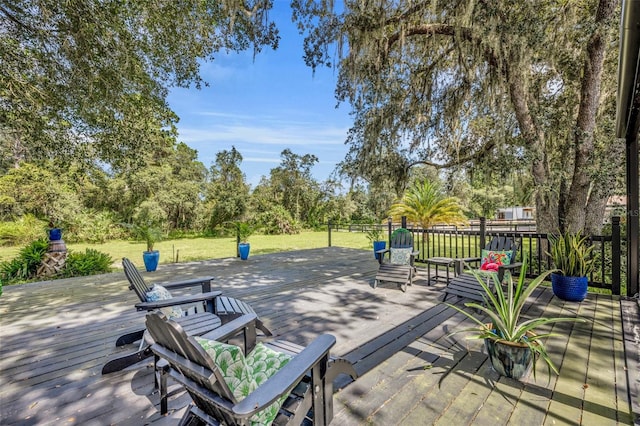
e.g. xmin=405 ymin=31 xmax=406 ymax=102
xmin=547 ymin=231 xmax=596 ymax=277
xmin=446 ymin=261 xmax=586 ymax=378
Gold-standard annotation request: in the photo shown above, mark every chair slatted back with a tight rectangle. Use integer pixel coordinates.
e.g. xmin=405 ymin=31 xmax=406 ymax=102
xmin=485 ymin=236 xmax=519 ymax=265
xmin=390 ymin=228 xmax=414 ymax=249
xmin=122 ymin=257 xmax=152 ymax=302
xmin=146 ymin=312 xmax=238 ymax=404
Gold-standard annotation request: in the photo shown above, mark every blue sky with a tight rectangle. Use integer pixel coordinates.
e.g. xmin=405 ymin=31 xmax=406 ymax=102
xmin=167 ymin=3 xmax=352 ymax=187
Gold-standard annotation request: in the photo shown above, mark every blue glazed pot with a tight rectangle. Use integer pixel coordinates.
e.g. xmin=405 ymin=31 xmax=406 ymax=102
xmin=48 ymin=228 xmax=62 ymax=241
xmin=143 ymin=250 xmax=160 ymax=272
xmin=373 ymin=241 xmax=386 ymax=261
xmin=238 ymin=243 xmax=250 ymax=260
xmin=551 ymin=273 xmax=588 ymax=302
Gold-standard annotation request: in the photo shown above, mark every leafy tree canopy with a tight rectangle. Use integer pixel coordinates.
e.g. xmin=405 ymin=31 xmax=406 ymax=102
xmin=1 ymin=0 xmax=279 ymax=170
xmin=293 ymin=0 xmax=621 ymax=234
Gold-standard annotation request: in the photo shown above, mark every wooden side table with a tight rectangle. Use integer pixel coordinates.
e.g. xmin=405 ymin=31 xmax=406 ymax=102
xmin=426 ymin=257 xmax=456 ymax=285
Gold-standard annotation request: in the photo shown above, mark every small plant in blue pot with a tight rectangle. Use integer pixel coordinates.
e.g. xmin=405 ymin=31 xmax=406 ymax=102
xmin=366 ymin=228 xmax=386 ymax=261
xmin=547 ymin=231 xmax=596 ymax=302
xmin=235 ymin=222 xmax=254 ymax=260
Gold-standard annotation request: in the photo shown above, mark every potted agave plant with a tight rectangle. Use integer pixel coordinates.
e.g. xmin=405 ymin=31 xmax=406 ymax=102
xmin=446 ymin=261 xmax=585 ymax=380
xmin=547 ymin=231 xmax=596 ymax=302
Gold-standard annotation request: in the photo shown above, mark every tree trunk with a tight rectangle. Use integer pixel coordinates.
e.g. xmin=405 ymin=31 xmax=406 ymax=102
xmin=563 ymin=0 xmax=618 ymax=233
xmin=506 ymin=57 xmax=559 ymax=234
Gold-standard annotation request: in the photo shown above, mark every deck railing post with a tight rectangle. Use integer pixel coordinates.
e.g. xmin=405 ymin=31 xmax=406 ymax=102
xmin=480 ymin=217 xmax=486 ymax=251
xmin=401 ymin=216 xmax=407 ymax=228
xmin=612 ymin=216 xmax=621 ymax=295
xmin=328 ymin=220 xmax=332 ymax=247
xmin=387 ymin=217 xmax=392 ymax=244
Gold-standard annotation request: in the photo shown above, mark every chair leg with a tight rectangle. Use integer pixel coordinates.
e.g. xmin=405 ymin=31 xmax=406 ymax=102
xmin=156 ymin=358 xmax=170 ymax=415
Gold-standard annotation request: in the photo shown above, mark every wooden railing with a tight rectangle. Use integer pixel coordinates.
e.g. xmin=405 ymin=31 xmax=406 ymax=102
xmin=328 ymin=216 xmax=625 ymax=295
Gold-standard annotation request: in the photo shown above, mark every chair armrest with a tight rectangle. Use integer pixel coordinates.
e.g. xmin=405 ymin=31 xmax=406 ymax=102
xmin=153 ymin=276 xmax=214 ymax=293
xmin=135 ymin=290 xmax=222 ymax=311
xmin=233 ymin=334 xmax=336 ymax=417
xmin=499 ymin=262 xmax=522 ymax=271
xmin=376 ymin=248 xmax=390 ymax=264
xmin=200 ymin=313 xmax=259 ymax=342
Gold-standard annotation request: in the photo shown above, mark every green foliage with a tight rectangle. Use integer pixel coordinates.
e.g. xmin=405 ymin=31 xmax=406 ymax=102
xmin=1 ymin=1 xmax=279 ymax=169
xmin=365 ymin=228 xmax=385 ymax=245
xmin=0 ymin=163 xmax=82 ymax=225
xmin=547 ymin=232 xmax=596 ymax=277
xmin=388 ymin=180 xmax=468 ymax=229
xmin=256 ymin=205 xmax=301 ymax=235
xmin=62 ymin=249 xmax=112 ymax=277
xmin=446 ymin=262 xmax=585 ymax=378
xmin=292 ymin=1 xmax=620 ymax=234
xmin=206 ymin=147 xmax=249 ymax=230
xmin=65 ymin=211 xmax=126 ymax=244
xmin=0 ymin=239 xmax=48 ymax=284
xmin=233 ymin=222 xmax=254 ymax=244
xmin=0 ymin=215 xmax=48 ymax=246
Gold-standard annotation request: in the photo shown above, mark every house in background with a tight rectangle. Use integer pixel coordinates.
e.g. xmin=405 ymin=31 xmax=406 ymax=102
xmin=495 ymin=206 xmax=535 ymax=220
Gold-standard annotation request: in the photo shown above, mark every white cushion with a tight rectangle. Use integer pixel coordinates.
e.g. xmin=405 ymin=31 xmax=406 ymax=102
xmin=390 ymin=247 xmax=412 ymax=265
xmin=145 ymin=284 xmax=184 ymax=319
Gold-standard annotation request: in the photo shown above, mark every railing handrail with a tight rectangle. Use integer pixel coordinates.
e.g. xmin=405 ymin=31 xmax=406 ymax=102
xmin=327 ymin=216 xmax=625 ymax=295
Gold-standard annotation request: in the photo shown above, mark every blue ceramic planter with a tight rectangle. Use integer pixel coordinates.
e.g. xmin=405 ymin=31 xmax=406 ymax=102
xmin=551 ymin=273 xmax=588 ymax=302
xmin=143 ymin=250 xmax=160 ymax=272
xmin=238 ymin=243 xmax=250 ymax=260
xmin=373 ymin=241 xmax=386 ymax=261
xmin=48 ymin=228 xmax=62 ymax=241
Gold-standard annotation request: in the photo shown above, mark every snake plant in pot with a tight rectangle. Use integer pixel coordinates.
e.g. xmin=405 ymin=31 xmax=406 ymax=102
xmin=547 ymin=231 xmax=596 ymax=302
xmin=446 ymin=261 xmax=585 ymax=380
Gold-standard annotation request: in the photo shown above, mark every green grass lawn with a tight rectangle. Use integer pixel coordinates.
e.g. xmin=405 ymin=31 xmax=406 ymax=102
xmin=0 ymin=230 xmax=372 ymax=269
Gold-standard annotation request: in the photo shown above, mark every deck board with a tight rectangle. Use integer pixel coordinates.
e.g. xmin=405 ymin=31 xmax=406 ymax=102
xmin=0 ymin=247 xmax=636 ymax=425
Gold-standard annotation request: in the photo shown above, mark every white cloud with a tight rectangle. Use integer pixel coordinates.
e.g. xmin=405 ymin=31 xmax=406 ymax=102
xmin=177 ymin=118 xmax=348 ymax=147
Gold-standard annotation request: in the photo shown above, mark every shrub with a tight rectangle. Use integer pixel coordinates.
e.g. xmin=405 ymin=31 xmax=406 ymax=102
xmin=0 ymin=215 xmax=47 ymax=246
xmin=0 ymin=239 xmax=48 ymax=284
xmin=65 ymin=211 xmax=125 ymax=243
xmin=256 ymin=206 xmax=300 ymax=235
xmin=63 ymin=249 xmax=113 ymax=277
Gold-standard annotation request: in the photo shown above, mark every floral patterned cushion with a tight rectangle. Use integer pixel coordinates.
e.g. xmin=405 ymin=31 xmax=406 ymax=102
xmin=246 ymin=343 xmax=293 ymax=425
xmin=195 ymin=337 xmax=256 ymax=400
xmin=195 ymin=339 xmax=293 ymax=426
xmin=390 ymin=247 xmax=412 ymax=265
xmin=479 ymin=250 xmax=512 ymax=271
xmin=145 ymin=284 xmax=184 ymax=319
xmin=477 ymin=250 xmax=513 ymax=281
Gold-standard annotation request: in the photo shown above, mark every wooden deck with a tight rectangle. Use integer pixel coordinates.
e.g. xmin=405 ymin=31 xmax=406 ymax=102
xmin=0 ymin=247 xmax=637 ymax=425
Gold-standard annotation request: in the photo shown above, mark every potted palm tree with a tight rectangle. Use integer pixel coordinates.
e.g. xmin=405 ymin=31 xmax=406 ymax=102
xmin=134 ymin=223 xmax=163 ymax=272
xmin=547 ymin=231 xmax=596 ymax=302
xmin=236 ymin=222 xmax=254 ymax=260
xmin=446 ymin=261 xmax=585 ymax=380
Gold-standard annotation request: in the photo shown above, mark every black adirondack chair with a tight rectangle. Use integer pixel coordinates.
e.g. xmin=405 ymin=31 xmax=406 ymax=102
xmin=102 ymin=258 xmax=271 ymax=375
xmin=443 ymin=236 xmax=522 ymax=303
xmin=146 ymin=311 xmax=358 ymax=425
xmin=374 ymin=228 xmax=419 ymax=292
